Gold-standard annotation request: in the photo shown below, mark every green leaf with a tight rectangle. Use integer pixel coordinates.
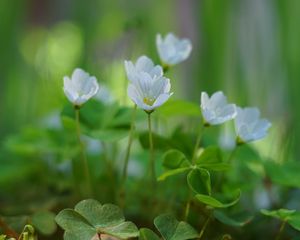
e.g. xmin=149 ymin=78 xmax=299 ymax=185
xmin=261 ymin=209 xmax=296 ymax=221
xmin=288 ymin=213 xmax=300 ymax=231
xmin=196 ymin=146 xmax=229 ymax=171
xmin=158 ymin=167 xmax=191 ymax=181
xmin=162 ymin=149 xmax=190 ymax=169
xmin=75 ymin=200 xmax=125 ymax=228
xmin=154 ymin=214 xmax=198 ymax=240
xmin=55 ymin=209 xmax=96 ymax=237
xmin=31 ymin=210 xmax=57 ymax=235
xmin=214 ymin=210 xmax=253 ymax=227
xmin=0 ymin=235 xmax=6 ymax=240
xmin=187 ymin=168 xmax=211 ymax=195
xmin=195 ymin=190 xmax=241 ymax=208
xmin=157 ymin=100 xmax=201 ymax=117
xmin=56 ymin=199 xmax=139 ymax=239
xmin=139 ymin=228 xmax=160 ymax=240
xmin=87 ymin=129 xmax=129 ymax=142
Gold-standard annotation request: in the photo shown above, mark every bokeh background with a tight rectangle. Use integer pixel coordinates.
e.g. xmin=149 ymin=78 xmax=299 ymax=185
xmin=1 ymin=0 xmax=300 ymax=236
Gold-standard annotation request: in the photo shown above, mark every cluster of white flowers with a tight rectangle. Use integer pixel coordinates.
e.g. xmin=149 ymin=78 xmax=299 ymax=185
xmin=124 ymin=33 xmax=192 ymax=112
xmin=62 ymin=32 xmax=271 ymax=143
xmin=200 ymin=91 xmax=271 ymax=143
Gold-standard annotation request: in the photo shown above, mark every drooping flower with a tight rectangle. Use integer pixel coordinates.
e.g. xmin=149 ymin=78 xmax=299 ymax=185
xmin=63 ymin=68 xmax=99 ymax=107
xmin=201 ymin=91 xmax=237 ymax=125
xmin=124 ymin=55 xmax=163 ymax=83
xmin=156 ymin=33 xmax=192 ymax=66
xmin=234 ymin=107 xmax=271 ymax=143
xmin=127 ymin=72 xmax=173 ymax=112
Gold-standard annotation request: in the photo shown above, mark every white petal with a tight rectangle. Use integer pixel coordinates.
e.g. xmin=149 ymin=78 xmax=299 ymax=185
xmin=201 ymin=92 xmax=210 ymax=109
xmin=152 ymin=93 xmax=172 ymax=108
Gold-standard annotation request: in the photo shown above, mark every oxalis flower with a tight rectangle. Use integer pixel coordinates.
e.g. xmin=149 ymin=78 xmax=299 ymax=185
xmin=201 ymin=91 xmax=237 ymax=126
xmin=127 ymin=72 xmax=173 ymax=113
xmin=124 ymin=55 xmax=163 ymax=83
xmin=63 ymin=68 xmax=99 ymax=107
xmin=234 ymin=107 xmax=271 ymax=144
xmin=156 ymin=33 xmax=192 ymax=66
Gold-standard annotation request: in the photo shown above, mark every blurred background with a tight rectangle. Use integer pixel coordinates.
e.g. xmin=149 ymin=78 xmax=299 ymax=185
xmin=0 ymin=0 xmax=300 ymax=237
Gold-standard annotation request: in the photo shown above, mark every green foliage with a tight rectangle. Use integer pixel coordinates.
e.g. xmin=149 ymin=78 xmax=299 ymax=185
xmin=55 ymin=199 xmax=139 ymax=239
xmin=195 ymin=190 xmax=241 ymax=209
xmin=261 ymin=209 xmax=300 ymax=231
xmin=154 ymin=214 xmax=198 ymax=240
xmin=213 ymin=210 xmax=253 ymax=227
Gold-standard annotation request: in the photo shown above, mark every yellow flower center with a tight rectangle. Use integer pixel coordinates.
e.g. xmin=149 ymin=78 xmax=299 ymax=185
xmin=143 ymin=97 xmax=155 ymax=106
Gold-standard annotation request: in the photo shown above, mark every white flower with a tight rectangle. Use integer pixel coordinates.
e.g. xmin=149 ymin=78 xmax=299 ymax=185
xmin=156 ymin=33 xmax=192 ymax=65
xmin=201 ymin=91 xmax=237 ymax=125
xmin=127 ymin=72 xmax=173 ymax=112
xmin=234 ymin=107 xmax=271 ymax=143
xmin=124 ymin=55 xmax=163 ymax=83
xmin=63 ymin=68 xmax=99 ymax=107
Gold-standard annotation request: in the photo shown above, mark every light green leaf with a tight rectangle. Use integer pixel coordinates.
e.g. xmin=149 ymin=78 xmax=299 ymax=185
xmin=154 ymin=214 xmax=198 ymax=240
xmin=139 ymin=228 xmax=160 ymax=240
xmin=195 ymin=146 xmax=229 ymax=171
xmin=31 ymin=210 xmax=57 ymax=235
xmin=55 ymin=209 xmax=95 ymax=234
xmin=162 ymin=149 xmax=190 ymax=169
xmin=288 ymin=213 xmax=300 ymax=231
xmin=195 ymin=190 xmax=241 ymax=208
xmin=158 ymin=167 xmax=191 ymax=181
xmin=261 ymin=209 xmax=296 ymax=221
xmin=157 ymin=100 xmax=201 ymax=117
xmin=187 ymin=168 xmax=211 ymax=195
xmin=214 ymin=210 xmax=253 ymax=227
xmin=56 ymin=199 xmax=139 ymax=239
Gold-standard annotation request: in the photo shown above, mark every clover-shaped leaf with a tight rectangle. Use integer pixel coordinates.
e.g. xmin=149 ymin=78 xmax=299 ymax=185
xmin=154 ymin=214 xmax=198 ymax=240
xmin=162 ymin=149 xmax=191 ymax=169
xmin=196 ymin=146 xmax=230 ymax=171
xmin=55 ymin=199 xmax=139 ymax=240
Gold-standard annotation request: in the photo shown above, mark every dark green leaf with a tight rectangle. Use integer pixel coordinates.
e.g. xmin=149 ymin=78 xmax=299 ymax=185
xmin=162 ymin=149 xmax=190 ymax=169
xmin=214 ymin=210 xmax=253 ymax=227
xmin=187 ymin=168 xmax=211 ymax=195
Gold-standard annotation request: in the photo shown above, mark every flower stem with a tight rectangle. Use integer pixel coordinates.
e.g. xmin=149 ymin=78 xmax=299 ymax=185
xmin=184 ymin=124 xmax=205 ymax=220
xmin=122 ymin=104 xmax=137 ymax=182
xmin=148 ymin=112 xmax=155 ymax=185
xmin=192 ymin=124 xmax=205 ymax=164
xmin=199 ymin=211 xmax=212 ymax=239
xmin=75 ymin=107 xmax=92 ymax=197
xmin=275 ymin=221 xmax=286 ymax=240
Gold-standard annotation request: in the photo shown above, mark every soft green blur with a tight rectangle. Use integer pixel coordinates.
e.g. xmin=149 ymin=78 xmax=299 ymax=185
xmin=1 ymin=0 xmax=299 ymax=160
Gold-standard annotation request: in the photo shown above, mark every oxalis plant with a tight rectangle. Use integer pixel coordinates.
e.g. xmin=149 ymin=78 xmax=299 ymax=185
xmin=2 ymin=33 xmax=300 ymax=240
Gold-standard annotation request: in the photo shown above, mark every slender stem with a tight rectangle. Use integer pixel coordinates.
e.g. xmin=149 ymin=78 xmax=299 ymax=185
xmin=226 ymin=146 xmax=238 ymax=163
xmin=75 ymin=107 xmax=92 ymax=196
xmin=199 ymin=211 xmax=212 ymax=239
xmin=148 ymin=112 xmax=155 ymax=184
xmin=192 ymin=124 xmax=205 ymax=164
xmin=275 ymin=221 xmax=286 ymax=240
xmin=184 ymin=124 xmax=205 ymax=220
xmin=122 ymin=104 xmax=137 ymax=182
